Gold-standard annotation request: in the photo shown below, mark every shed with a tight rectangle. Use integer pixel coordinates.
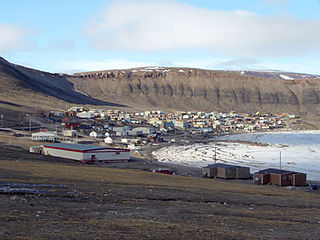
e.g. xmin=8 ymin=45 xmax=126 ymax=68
xmin=43 ymin=143 xmax=130 ymax=162
xmin=29 ymin=145 xmax=44 ymax=154
xmin=253 ymin=168 xmax=306 ymax=186
xmin=63 ymin=130 xmax=77 ymax=137
xmin=203 ymin=163 xmax=250 ymax=179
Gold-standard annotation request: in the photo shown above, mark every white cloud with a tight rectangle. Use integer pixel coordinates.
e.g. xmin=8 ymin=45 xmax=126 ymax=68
xmin=56 ymin=58 xmax=155 ymax=72
xmin=216 ymin=58 xmax=260 ymax=69
xmin=83 ymin=0 xmax=320 ymax=57
xmin=171 ymin=58 xmax=226 ymax=69
xmin=0 ymin=23 xmax=35 ymax=52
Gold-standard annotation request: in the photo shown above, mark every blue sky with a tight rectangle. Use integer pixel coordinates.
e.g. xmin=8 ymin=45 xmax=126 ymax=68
xmin=0 ymin=0 xmax=320 ymax=74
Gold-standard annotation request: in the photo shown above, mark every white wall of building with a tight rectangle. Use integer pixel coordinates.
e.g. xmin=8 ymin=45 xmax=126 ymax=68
xmin=83 ymin=151 xmax=130 ymax=161
xmin=43 ymin=147 xmax=84 ymax=160
xmin=43 ymin=147 xmax=130 ymax=161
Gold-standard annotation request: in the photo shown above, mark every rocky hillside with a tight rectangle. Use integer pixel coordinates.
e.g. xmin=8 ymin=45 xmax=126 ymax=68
xmin=0 ymin=57 xmax=124 ymax=109
xmin=1 ymin=56 xmax=320 ymax=117
xmin=69 ymin=66 xmax=320 ymax=116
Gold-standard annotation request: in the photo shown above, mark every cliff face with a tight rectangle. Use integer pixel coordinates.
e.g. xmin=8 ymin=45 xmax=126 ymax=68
xmin=69 ymin=67 xmax=320 ymax=115
xmin=1 ymin=55 xmax=320 ymax=116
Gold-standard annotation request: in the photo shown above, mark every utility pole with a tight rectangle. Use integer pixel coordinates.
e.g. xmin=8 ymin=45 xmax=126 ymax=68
xmin=214 ymin=147 xmax=217 ymax=164
xmin=279 ymin=151 xmax=282 ymax=170
xmin=29 ymin=115 xmax=32 ymax=132
xmin=0 ymin=115 xmax=3 ymax=127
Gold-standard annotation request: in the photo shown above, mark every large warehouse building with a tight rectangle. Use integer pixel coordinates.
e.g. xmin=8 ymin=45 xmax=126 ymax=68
xmin=43 ymin=143 xmax=130 ymax=162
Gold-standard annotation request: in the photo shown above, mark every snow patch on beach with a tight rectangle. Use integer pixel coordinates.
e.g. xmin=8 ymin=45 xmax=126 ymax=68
xmin=152 ymin=131 xmax=320 ymax=180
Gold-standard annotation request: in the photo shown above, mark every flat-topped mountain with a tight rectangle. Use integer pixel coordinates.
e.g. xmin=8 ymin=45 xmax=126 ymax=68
xmin=69 ymin=66 xmax=320 ymax=117
xmin=1 ymin=57 xmax=320 ymax=119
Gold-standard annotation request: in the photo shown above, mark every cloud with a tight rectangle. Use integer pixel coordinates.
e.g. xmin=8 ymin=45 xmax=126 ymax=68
xmin=216 ymin=58 xmax=260 ymax=69
xmin=82 ymin=0 xmax=320 ymax=57
xmin=0 ymin=23 xmax=35 ymax=52
xmin=56 ymin=58 xmax=155 ymax=72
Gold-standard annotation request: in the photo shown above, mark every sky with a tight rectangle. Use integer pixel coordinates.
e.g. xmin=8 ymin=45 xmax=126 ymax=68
xmin=0 ymin=0 xmax=320 ymax=74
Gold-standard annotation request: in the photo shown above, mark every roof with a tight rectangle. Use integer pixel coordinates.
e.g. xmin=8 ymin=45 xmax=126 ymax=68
xmin=205 ymin=163 xmax=249 ymax=169
xmin=43 ymin=143 xmax=129 ymax=153
xmin=32 ymin=131 xmax=57 ymax=137
xmin=254 ymin=168 xmax=301 ymax=175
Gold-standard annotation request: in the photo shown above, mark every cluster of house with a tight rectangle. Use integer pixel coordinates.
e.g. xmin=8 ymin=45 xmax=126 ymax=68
xmin=47 ymin=107 xmax=295 ymax=134
xmin=30 ymin=108 xmax=297 ymax=151
xmin=147 ymin=111 xmax=293 ymax=133
xmin=202 ymin=163 xmax=307 ymax=187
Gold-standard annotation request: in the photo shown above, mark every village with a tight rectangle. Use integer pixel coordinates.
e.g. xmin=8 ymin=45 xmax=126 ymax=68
xmin=21 ymin=106 xmax=314 ymax=189
xmin=31 ymin=106 xmax=297 ymax=146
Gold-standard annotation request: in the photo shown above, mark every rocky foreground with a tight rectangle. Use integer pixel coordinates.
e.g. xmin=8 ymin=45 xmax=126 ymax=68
xmin=0 ymin=145 xmax=319 ymax=240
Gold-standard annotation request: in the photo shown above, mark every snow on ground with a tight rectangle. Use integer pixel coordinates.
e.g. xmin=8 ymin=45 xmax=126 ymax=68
xmin=279 ymin=74 xmax=294 ymax=80
xmin=152 ymin=131 xmax=320 ymax=180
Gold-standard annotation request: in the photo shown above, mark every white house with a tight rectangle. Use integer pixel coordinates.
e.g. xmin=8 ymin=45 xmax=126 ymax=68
xmin=89 ymin=131 xmax=102 ymax=139
xmin=68 ymin=106 xmax=83 ymax=112
xmin=77 ymin=111 xmax=95 ymax=119
xmin=31 ymin=131 xmax=57 ymax=142
xmin=62 ymin=130 xmax=77 ymax=137
xmin=104 ymin=137 xmax=113 ymax=144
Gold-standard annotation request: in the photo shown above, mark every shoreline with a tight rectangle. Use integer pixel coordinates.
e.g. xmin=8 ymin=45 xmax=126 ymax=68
xmin=149 ymin=130 xmax=320 ymax=182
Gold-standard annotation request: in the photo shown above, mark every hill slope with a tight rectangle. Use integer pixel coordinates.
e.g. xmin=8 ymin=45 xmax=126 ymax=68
xmin=0 ymin=57 xmax=125 ymax=109
xmin=69 ymin=67 xmax=320 ymax=117
xmin=1 ymin=57 xmax=320 ymax=118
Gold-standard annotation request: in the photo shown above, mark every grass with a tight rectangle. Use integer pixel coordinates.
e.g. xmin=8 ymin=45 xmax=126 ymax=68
xmin=0 ymin=159 xmax=317 ymax=199
xmin=1 ymin=157 xmax=319 ymax=239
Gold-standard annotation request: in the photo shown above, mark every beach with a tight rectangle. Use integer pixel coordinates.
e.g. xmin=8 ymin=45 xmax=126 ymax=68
xmin=152 ymin=131 xmax=320 ymax=180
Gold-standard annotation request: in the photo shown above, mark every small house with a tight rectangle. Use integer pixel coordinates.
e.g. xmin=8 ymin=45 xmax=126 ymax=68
xmin=29 ymin=145 xmax=44 ymax=154
xmin=31 ymin=131 xmax=57 ymax=142
xmin=104 ymin=137 xmax=113 ymax=144
xmin=253 ymin=168 xmax=306 ymax=186
xmin=77 ymin=111 xmax=95 ymax=119
xmin=63 ymin=130 xmax=77 ymax=137
xmin=89 ymin=131 xmax=102 ymax=139
xmin=203 ymin=163 xmax=250 ymax=179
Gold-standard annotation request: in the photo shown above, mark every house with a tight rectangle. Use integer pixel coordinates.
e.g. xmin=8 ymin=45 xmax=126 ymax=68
xmin=62 ymin=130 xmax=77 ymax=137
xmin=89 ymin=131 xmax=102 ymax=139
xmin=64 ymin=121 xmax=81 ymax=129
xmin=173 ymin=120 xmax=188 ymax=129
xmin=31 ymin=131 xmax=57 ymax=142
xmin=77 ymin=111 xmax=95 ymax=119
xmin=68 ymin=106 xmax=83 ymax=112
xmin=203 ymin=163 xmax=250 ymax=179
xmin=113 ymin=126 xmax=130 ymax=136
xmin=29 ymin=145 xmax=44 ymax=154
xmin=253 ymin=168 xmax=306 ymax=186
xmin=131 ymin=127 xmax=156 ymax=136
xmin=104 ymin=137 xmax=113 ymax=144
xmin=43 ymin=143 xmax=130 ymax=162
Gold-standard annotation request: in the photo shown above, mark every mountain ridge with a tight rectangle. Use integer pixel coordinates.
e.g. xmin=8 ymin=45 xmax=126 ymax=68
xmin=68 ymin=66 xmax=320 ymax=117
xmin=1 ymin=57 xmax=320 ymax=119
